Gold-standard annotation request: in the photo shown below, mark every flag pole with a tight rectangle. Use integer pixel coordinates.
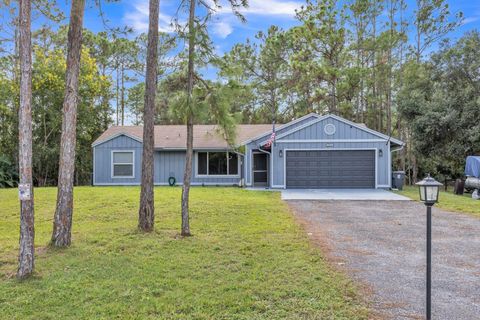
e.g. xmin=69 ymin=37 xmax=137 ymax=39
xmin=272 ymin=99 xmax=276 ymax=146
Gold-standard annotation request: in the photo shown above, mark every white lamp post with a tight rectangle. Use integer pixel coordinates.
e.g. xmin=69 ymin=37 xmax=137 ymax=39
xmin=416 ymin=174 xmax=442 ymax=320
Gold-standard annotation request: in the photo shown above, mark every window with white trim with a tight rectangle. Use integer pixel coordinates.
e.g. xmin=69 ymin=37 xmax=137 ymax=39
xmin=197 ymin=152 xmax=238 ymax=176
xmin=112 ymin=151 xmax=134 ymax=178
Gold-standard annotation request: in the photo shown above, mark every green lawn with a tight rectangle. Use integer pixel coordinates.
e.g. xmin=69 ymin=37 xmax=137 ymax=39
xmin=396 ymin=186 xmax=480 ymax=218
xmin=0 ymin=187 xmax=368 ymax=319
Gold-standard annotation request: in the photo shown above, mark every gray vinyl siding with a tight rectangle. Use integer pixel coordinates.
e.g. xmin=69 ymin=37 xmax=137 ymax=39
xmin=279 ymin=116 xmax=383 ymax=140
xmin=156 ymin=150 xmax=241 ymax=185
xmin=245 ymin=116 xmax=393 ymax=188
xmin=93 ymin=135 xmax=143 ymax=185
xmin=93 ymin=135 xmax=241 ymax=185
xmin=154 ymin=151 xmax=185 ymax=184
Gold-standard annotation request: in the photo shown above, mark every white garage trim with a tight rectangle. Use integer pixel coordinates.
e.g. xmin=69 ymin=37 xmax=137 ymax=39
xmin=282 ymin=148 xmax=378 ymax=189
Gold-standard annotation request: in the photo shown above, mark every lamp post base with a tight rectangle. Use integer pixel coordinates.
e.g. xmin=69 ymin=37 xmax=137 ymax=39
xmin=426 ymin=204 xmax=432 ymax=320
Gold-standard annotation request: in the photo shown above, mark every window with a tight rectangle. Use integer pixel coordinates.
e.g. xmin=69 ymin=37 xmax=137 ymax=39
xmin=112 ymin=151 xmax=134 ymax=178
xmin=197 ymin=152 xmax=238 ymax=176
xmin=209 ymin=152 xmax=228 ymax=175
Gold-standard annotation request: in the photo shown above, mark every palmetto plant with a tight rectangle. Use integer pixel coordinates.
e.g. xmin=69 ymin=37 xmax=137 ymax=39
xmin=0 ymin=155 xmax=18 ymax=188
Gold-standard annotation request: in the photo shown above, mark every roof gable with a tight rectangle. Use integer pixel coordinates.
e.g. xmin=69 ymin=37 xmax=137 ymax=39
xmin=259 ymin=114 xmax=403 ymax=146
xmin=92 ymin=132 xmax=143 ymax=147
xmin=246 ymin=113 xmax=321 ymax=145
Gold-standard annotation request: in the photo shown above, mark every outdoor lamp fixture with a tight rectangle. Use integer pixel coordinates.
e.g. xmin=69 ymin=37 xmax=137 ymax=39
xmin=279 ymin=149 xmax=283 ymax=158
xmin=416 ymin=174 xmax=442 ymax=320
xmin=379 ymin=149 xmax=383 ymax=157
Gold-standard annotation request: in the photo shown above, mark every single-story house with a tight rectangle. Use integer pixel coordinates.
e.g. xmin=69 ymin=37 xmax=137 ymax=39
xmin=92 ymin=113 xmax=404 ymax=189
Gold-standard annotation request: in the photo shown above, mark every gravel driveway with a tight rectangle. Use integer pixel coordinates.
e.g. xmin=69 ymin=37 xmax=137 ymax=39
xmin=287 ymin=200 xmax=480 ymax=319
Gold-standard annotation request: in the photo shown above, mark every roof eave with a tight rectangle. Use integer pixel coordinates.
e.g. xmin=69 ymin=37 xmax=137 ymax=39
xmin=240 ymin=113 xmax=321 ymax=145
xmin=92 ymin=132 xmax=143 ymax=147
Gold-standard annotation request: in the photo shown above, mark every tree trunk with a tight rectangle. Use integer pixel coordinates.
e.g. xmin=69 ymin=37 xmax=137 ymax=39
xmin=415 ymin=0 xmax=421 ymax=63
xmin=371 ymin=1 xmax=378 ymax=130
xmin=121 ymin=64 xmax=125 ymax=126
xmin=138 ymin=0 xmax=159 ymax=232
xmin=386 ymin=0 xmax=394 ymax=136
xmin=180 ymin=0 xmax=196 ymax=237
xmin=51 ymin=0 xmax=85 ymax=247
xmin=17 ymin=0 xmax=35 ymax=279
xmin=397 ymin=115 xmax=406 ymax=171
xmin=181 ymin=116 xmax=193 ymax=236
xmin=116 ymin=67 xmax=119 ymax=125
xmin=398 ymin=0 xmax=407 ymax=173
xmin=355 ymin=26 xmax=362 ymax=122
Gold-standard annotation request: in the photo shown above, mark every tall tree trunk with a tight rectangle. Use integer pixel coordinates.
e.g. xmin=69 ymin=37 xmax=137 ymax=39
xmin=121 ymin=64 xmax=125 ymax=126
xmin=360 ymin=45 xmax=365 ymax=124
xmin=331 ymin=76 xmax=337 ymax=114
xmin=397 ymin=115 xmax=406 ymax=170
xmin=116 ymin=67 xmax=119 ymax=125
xmin=398 ymin=0 xmax=407 ymax=174
xmin=138 ymin=0 xmax=159 ymax=232
xmin=17 ymin=0 xmax=34 ymax=279
xmin=386 ymin=0 xmax=395 ymax=136
xmin=180 ymin=0 xmax=196 ymax=237
xmin=371 ymin=0 xmax=378 ymax=130
xmin=51 ymin=0 xmax=86 ymax=247
xmin=354 ymin=22 xmax=362 ymax=122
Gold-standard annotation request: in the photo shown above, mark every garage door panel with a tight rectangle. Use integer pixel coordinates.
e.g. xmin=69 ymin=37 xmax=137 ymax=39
xmin=286 ymin=150 xmax=375 ymax=189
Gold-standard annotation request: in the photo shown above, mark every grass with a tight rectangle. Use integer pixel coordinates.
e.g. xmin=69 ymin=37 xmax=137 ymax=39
xmin=0 ymin=187 xmax=369 ymax=319
xmin=396 ymin=186 xmax=480 ymax=218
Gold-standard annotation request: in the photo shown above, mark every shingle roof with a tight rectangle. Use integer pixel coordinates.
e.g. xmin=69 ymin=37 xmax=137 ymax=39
xmin=92 ymin=124 xmax=274 ymax=149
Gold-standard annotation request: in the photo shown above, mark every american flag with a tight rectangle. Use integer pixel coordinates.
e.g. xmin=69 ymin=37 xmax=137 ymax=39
xmin=263 ymin=131 xmax=276 ymax=148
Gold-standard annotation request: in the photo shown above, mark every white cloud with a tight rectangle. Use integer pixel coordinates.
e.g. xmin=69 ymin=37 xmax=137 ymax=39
xmin=123 ymin=0 xmax=302 ymax=35
xmin=209 ymin=0 xmax=301 ymax=39
xmin=212 ymin=21 xmax=234 ymax=38
xmin=462 ymin=16 xmax=480 ymax=25
xmin=124 ymin=0 xmax=174 ymax=33
xmin=217 ymin=0 xmax=302 ymax=16
xmin=243 ymin=0 xmax=302 ymax=16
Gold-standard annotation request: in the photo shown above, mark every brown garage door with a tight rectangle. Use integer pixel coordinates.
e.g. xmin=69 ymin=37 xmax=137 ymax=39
xmin=285 ymin=150 xmax=375 ymax=189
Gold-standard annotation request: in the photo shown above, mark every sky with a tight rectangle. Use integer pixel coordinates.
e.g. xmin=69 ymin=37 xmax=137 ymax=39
xmin=2 ymin=0 xmax=479 ymax=124
xmin=84 ymin=0 xmax=305 ymax=56
xmin=2 ymin=0 xmax=480 ymax=62
xmin=82 ymin=0 xmax=480 ymax=56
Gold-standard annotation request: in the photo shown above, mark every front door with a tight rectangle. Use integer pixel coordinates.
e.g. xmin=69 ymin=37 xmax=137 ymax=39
xmin=253 ymin=152 xmax=268 ymax=187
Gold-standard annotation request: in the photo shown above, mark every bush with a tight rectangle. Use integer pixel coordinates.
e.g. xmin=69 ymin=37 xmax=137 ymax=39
xmin=0 ymin=155 xmax=18 ymax=188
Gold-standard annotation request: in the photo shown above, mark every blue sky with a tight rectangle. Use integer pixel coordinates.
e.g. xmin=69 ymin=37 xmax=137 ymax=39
xmin=2 ymin=0 xmax=479 ymax=58
xmin=1 ymin=0 xmax=479 ymax=124
xmin=84 ymin=0 xmax=305 ymax=56
xmin=81 ymin=0 xmax=480 ymax=55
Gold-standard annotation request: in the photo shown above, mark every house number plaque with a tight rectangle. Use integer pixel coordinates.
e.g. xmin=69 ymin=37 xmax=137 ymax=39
xmin=18 ymin=184 xmax=31 ymax=201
